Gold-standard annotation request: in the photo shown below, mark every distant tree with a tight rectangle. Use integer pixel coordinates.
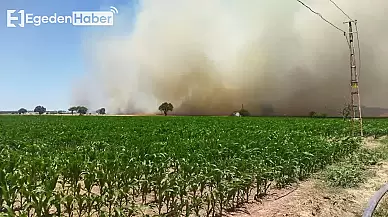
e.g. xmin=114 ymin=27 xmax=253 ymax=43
xmin=309 ymin=111 xmax=317 ymax=117
xmin=341 ymin=103 xmax=352 ymax=120
xmin=18 ymin=108 xmax=27 ymax=114
xmin=239 ymin=109 xmax=251 ymax=117
xmin=96 ymin=108 xmax=106 ymax=115
xmin=310 ymin=111 xmax=327 ymax=118
xmin=34 ymin=106 xmax=46 ymax=115
xmin=238 ymin=104 xmax=250 ymax=117
xmin=68 ymin=106 xmax=78 ymax=115
xmin=158 ymin=102 xmax=174 ymax=116
xmin=76 ymin=106 xmax=88 ymax=115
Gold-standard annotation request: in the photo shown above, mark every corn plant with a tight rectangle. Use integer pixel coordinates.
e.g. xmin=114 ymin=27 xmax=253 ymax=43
xmin=0 ymin=115 xmax=386 ymax=216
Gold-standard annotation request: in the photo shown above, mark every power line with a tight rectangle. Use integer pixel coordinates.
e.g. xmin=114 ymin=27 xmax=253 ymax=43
xmin=296 ymin=0 xmax=346 ymax=34
xmin=327 ymin=0 xmax=361 ymax=76
xmin=296 ymin=0 xmax=349 ymax=47
xmin=296 ymin=0 xmax=358 ymax=73
xmin=328 ymin=0 xmax=362 ymax=77
xmin=298 ymin=0 xmax=363 ymax=135
xmin=328 ymin=0 xmax=353 ymax=21
xmin=327 ymin=0 xmax=360 ymax=67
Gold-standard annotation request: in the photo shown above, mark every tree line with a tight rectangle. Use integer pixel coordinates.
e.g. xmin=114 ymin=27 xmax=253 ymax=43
xmin=16 ymin=106 xmax=106 ymax=115
xmin=15 ymin=102 xmax=253 ymax=116
xmin=16 ymin=102 xmax=172 ymax=116
xmin=16 ymin=103 xmax=171 ymax=116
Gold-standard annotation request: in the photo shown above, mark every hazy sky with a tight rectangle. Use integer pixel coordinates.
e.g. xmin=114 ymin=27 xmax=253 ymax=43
xmin=1 ymin=0 xmax=387 ymax=114
xmin=0 ymin=0 xmax=137 ymax=111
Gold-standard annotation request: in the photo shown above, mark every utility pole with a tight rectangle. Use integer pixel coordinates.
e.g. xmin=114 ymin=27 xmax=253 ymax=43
xmin=344 ymin=20 xmax=363 ymax=136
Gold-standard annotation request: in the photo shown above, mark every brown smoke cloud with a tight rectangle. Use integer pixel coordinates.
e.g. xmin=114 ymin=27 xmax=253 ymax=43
xmin=76 ymin=0 xmax=388 ymax=116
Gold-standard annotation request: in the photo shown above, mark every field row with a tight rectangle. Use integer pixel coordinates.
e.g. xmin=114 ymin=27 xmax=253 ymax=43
xmin=0 ymin=116 xmax=387 ymax=216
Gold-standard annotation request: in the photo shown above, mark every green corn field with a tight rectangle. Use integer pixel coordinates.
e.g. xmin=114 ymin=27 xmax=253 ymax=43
xmin=0 ymin=116 xmax=387 ymax=216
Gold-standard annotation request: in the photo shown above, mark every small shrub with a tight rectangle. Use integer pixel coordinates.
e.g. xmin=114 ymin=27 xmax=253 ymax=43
xmin=239 ymin=109 xmax=250 ymax=117
xmin=309 ymin=111 xmax=327 ymax=118
xmin=350 ymin=148 xmax=380 ymax=166
xmin=324 ymin=146 xmax=388 ymax=188
xmin=324 ymin=162 xmax=365 ymax=188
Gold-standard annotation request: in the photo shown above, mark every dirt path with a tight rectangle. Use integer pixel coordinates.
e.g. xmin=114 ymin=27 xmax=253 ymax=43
xmin=228 ymin=138 xmax=388 ymax=217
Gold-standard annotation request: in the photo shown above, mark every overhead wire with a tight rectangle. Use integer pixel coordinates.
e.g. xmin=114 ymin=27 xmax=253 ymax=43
xmin=296 ymin=0 xmax=346 ymax=34
xmin=328 ymin=0 xmax=353 ymax=21
xmin=297 ymin=0 xmax=362 ymax=78
xmin=328 ymin=0 xmax=362 ymax=77
xmin=296 ymin=0 xmax=350 ymax=47
xmin=296 ymin=0 xmax=359 ymax=108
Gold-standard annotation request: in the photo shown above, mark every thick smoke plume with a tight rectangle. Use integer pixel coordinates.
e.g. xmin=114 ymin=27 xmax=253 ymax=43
xmin=76 ymin=0 xmax=388 ymax=115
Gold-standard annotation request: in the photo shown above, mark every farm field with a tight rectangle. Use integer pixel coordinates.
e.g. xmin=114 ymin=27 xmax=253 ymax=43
xmin=0 ymin=116 xmax=387 ymax=216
